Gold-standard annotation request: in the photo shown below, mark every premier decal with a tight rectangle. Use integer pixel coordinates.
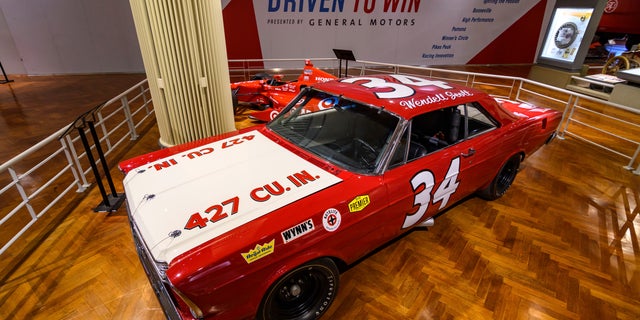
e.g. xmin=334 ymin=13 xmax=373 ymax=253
xmin=242 ymin=239 xmax=275 ymax=264
xmin=322 ymin=208 xmax=341 ymax=232
xmin=281 ymin=219 xmax=315 ymax=243
xmin=348 ymin=195 xmax=370 ymax=212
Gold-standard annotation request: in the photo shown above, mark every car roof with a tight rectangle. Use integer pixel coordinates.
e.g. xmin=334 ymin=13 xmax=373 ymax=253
xmin=311 ymin=74 xmax=493 ymax=119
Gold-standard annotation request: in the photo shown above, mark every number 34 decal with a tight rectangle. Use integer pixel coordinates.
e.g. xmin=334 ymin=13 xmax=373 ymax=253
xmin=341 ymin=75 xmax=453 ymax=99
xmin=403 ymin=157 xmax=460 ymax=228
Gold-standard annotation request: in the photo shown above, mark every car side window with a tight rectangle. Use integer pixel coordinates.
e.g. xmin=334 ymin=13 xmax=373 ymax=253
xmin=394 ymin=103 xmax=497 ymax=163
xmin=464 ymin=102 xmax=498 ymax=137
xmin=407 ymin=106 xmax=461 ymax=155
xmin=389 ymin=126 xmax=409 ymax=168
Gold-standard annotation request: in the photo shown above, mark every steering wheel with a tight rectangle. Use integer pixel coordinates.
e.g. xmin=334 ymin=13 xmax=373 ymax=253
xmin=354 ymin=138 xmax=377 ymax=168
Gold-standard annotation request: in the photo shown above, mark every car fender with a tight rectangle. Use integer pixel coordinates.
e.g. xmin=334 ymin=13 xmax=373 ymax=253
xmin=476 ymin=149 xmax=525 ymax=192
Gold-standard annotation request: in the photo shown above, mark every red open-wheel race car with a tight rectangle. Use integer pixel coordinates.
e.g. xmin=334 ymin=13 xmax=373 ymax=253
xmin=230 ymin=59 xmax=337 ymax=122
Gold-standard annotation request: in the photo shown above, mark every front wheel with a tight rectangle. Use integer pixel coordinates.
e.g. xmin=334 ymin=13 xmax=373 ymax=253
xmin=478 ymin=155 xmax=520 ymax=200
xmin=257 ymin=258 xmax=339 ymax=320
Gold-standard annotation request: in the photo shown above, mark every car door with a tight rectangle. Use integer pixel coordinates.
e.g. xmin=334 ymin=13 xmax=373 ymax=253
xmin=381 ymin=102 xmax=505 ymax=232
xmin=382 ymin=143 xmax=465 ymax=231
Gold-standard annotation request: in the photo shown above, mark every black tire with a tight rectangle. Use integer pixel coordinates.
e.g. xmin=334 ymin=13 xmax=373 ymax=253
xmin=257 ymin=258 xmax=339 ymax=320
xmin=478 ymin=155 xmax=520 ymax=200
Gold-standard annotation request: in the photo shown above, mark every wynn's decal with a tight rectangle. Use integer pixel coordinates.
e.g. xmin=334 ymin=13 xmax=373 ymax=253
xmin=403 ymin=157 xmax=461 ymax=228
xmin=281 ymin=219 xmax=315 ymax=243
xmin=242 ymin=240 xmax=275 ymax=264
xmin=348 ymin=195 xmax=370 ymax=212
xmin=322 ymin=208 xmax=341 ymax=232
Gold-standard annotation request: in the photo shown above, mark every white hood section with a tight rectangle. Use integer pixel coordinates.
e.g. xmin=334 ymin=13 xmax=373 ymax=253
xmin=123 ymin=130 xmax=342 ymax=263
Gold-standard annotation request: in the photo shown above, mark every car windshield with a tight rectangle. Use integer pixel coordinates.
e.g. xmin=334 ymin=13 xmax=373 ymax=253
xmin=267 ymin=88 xmax=401 ymax=174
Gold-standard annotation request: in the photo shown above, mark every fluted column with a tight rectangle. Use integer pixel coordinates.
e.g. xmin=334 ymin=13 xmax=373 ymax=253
xmin=129 ymin=0 xmax=235 ymax=147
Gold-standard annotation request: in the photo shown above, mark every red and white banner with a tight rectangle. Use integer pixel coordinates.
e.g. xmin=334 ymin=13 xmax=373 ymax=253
xmin=222 ymin=0 xmax=548 ymax=66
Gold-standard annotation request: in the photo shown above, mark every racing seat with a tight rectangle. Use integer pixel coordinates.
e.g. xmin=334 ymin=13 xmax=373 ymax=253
xmin=447 ymin=108 xmax=462 ymax=143
xmin=408 ymin=141 xmax=428 ymax=160
xmin=425 ymin=136 xmax=448 ymax=152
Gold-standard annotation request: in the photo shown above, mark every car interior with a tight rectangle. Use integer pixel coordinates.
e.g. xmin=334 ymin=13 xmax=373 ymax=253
xmin=390 ymin=103 xmax=498 ymax=166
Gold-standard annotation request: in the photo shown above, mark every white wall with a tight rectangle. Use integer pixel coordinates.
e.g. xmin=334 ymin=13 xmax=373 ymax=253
xmin=0 ymin=0 xmax=144 ymax=75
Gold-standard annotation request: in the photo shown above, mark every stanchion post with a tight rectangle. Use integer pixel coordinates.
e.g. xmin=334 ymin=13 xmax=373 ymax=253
xmin=88 ymin=121 xmax=119 ymax=197
xmin=77 ymin=126 xmax=111 ymax=210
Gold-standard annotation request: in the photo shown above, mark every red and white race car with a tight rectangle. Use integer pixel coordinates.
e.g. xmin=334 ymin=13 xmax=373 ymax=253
xmin=230 ymin=60 xmax=336 ymax=122
xmin=120 ymin=74 xmax=562 ymax=320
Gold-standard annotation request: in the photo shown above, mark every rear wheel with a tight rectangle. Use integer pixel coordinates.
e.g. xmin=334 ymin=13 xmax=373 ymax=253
xmin=257 ymin=258 xmax=339 ymax=320
xmin=478 ymin=155 xmax=520 ymax=200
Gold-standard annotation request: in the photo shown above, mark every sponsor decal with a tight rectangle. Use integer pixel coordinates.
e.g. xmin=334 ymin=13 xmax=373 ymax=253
xmin=399 ymin=89 xmax=474 ymax=109
xmin=605 ymin=0 xmax=618 ymax=13
xmin=349 ymin=195 xmax=370 ymax=212
xmin=322 ymin=208 xmax=341 ymax=232
xmin=281 ymin=219 xmax=315 ymax=243
xmin=403 ymin=157 xmax=461 ymax=228
xmin=146 ymin=134 xmax=255 ymax=172
xmin=242 ymin=239 xmax=275 ymax=264
xmin=315 ymin=77 xmax=335 ymax=82
xmin=183 ymin=169 xmax=324 ymax=230
xmin=318 ymin=97 xmax=339 ymax=109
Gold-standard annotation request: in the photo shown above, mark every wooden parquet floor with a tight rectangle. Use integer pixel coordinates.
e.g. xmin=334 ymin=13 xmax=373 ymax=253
xmin=1 ymin=68 xmax=639 ymax=319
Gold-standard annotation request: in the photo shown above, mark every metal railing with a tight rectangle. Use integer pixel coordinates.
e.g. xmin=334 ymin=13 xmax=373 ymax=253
xmin=0 ymin=79 xmax=153 ymax=256
xmin=228 ymin=58 xmax=640 ymax=174
xmin=2 ymin=59 xmax=640 ymax=261
xmin=349 ymin=60 xmax=640 ymax=174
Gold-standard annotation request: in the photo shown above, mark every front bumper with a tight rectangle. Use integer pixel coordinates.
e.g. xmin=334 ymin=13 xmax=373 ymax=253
xmin=130 ymin=221 xmax=183 ymax=320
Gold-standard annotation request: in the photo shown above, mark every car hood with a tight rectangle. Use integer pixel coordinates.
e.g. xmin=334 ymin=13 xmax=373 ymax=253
xmin=123 ymin=130 xmax=342 ymax=263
